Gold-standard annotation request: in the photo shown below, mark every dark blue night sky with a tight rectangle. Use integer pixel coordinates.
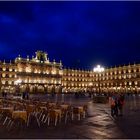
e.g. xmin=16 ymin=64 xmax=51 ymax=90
xmin=0 ymin=1 xmax=140 ymax=70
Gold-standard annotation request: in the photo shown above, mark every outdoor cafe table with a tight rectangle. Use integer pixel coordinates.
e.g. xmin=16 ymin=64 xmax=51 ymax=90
xmin=12 ymin=110 xmax=27 ymax=123
xmin=54 ymin=109 xmax=62 ymax=119
xmin=49 ymin=103 xmax=56 ymax=106
xmin=40 ymin=106 xmax=47 ymax=110
xmin=41 ymin=102 xmax=47 ymax=105
xmin=60 ymin=104 xmax=69 ymax=110
xmin=74 ymin=106 xmax=84 ymax=113
xmin=0 ymin=107 xmax=14 ymax=113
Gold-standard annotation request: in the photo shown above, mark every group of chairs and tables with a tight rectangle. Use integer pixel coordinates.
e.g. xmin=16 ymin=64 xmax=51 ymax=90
xmin=0 ymin=97 xmax=88 ymax=130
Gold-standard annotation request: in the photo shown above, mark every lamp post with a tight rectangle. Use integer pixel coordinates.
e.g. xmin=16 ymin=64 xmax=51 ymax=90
xmin=93 ymin=65 xmax=104 ymax=94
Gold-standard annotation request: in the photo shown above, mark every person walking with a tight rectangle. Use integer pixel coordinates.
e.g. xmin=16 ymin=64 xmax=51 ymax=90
xmin=118 ymin=94 xmax=125 ymax=116
xmin=109 ymin=93 xmax=118 ymax=117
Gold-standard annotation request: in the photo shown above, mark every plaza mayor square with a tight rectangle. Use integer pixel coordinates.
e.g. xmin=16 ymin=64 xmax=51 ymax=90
xmin=0 ymin=1 xmax=140 ymax=139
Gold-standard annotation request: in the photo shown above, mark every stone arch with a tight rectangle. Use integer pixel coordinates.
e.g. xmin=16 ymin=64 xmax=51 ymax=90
xmin=38 ymin=85 xmax=44 ymax=93
xmin=47 ymin=85 xmax=53 ymax=93
xmin=54 ymin=86 xmax=62 ymax=93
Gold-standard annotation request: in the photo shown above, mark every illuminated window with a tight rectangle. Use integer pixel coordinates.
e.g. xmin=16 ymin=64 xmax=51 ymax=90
xmin=135 ymin=81 xmax=138 ymax=85
xmin=123 ymin=75 xmax=126 ymax=79
xmin=128 ymin=69 xmax=131 ymax=73
xmin=46 ymin=70 xmax=49 ymax=74
xmin=18 ymin=68 xmax=22 ymax=72
xmin=2 ymin=73 xmax=5 ymax=77
xmin=2 ymin=81 xmax=5 ymax=84
xmin=59 ymin=70 xmax=63 ymax=75
xmin=3 ymin=67 xmax=6 ymax=71
xmin=128 ymin=74 xmax=131 ymax=78
xmin=52 ymin=70 xmax=56 ymax=75
xmin=26 ymin=68 xmax=31 ymax=73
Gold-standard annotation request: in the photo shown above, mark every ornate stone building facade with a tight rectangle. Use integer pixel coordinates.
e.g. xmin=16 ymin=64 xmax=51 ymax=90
xmin=62 ymin=64 xmax=140 ymax=94
xmin=0 ymin=51 xmax=140 ymax=94
xmin=0 ymin=51 xmax=63 ymax=94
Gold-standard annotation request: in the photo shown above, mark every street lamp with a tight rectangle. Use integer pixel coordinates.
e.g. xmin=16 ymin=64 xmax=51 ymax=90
xmin=93 ymin=65 xmax=105 ymax=94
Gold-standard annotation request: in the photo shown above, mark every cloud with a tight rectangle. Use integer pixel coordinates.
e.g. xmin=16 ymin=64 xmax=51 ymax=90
xmin=0 ymin=1 xmax=140 ymax=68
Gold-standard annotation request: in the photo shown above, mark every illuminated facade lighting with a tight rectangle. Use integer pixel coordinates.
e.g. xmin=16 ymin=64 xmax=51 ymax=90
xmin=0 ymin=51 xmax=140 ymax=94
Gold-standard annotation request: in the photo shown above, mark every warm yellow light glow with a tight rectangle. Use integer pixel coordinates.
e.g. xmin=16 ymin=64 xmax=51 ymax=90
xmin=2 ymin=73 xmax=5 ymax=77
xmin=135 ymin=81 xmax=138 ymax=85
xmin=2 ymin=80 xmax=5 ymax=84
xmin=18 ymin=68 xmax=22 ymax=72
xmin=93 ymin=65 xmax=104 ymax=73
xmin=59 ymin=70 xmax=63 ymax=75
xmin=15 ymin=79 xmax=22 ymax=85
xmin=34 ymin=70 xmax=37 ymax=73
xmin=46 ymin=70 xmax=49 ymax=74
xmin=3 ymin=68 xmax=6 ymax=71
xmin=89 ymin=82 xmax=93 ymax=86
xmin=52 ymin=70 xmax=56 ymax=74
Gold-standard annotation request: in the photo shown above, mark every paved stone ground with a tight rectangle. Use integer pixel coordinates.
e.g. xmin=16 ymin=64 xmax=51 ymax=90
xmin=111 ymin=94 xmax=140 ymax=139
xmin=0 ymin=94 xmax=139 ymax=139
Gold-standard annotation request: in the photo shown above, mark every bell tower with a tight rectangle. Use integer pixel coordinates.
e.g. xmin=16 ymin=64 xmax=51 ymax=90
xmin=35 ymin=51 xmax=48 ymax=62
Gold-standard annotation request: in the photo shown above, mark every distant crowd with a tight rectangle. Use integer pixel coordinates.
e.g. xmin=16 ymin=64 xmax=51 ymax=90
xmin=1 ymin=91 xmax=30 ymax=100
